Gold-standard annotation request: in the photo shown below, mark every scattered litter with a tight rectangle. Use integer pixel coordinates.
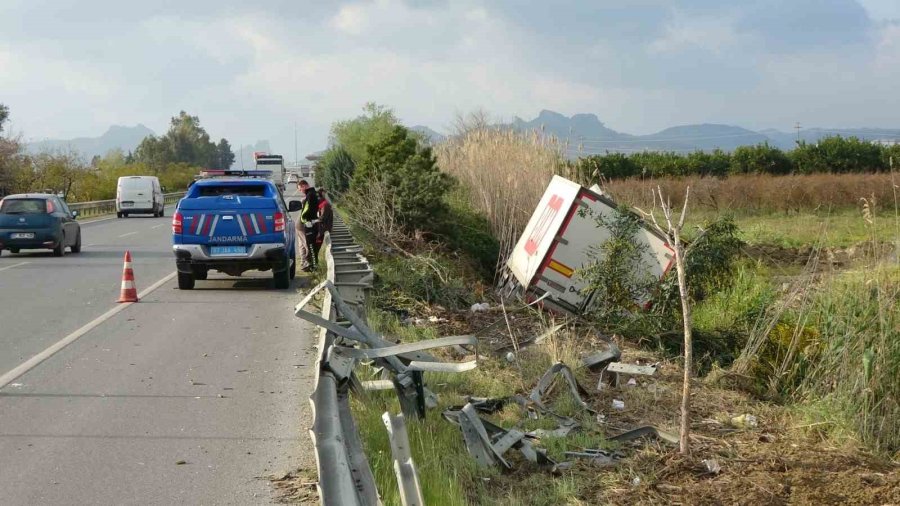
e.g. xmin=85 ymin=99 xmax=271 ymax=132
xmin=612 ymin=399 xmax=625 ymax=410
xmin=596 ymin=414 xmax=606 ymax=423
xmin=470 ymin=302 xmax=491 ymax=312
xmin=626 ymin=378 xmax=637 ymax=387
xmin=9 ymin=383 xmax=23 ymax=388
xmin=175 ymin=460 xmax=187 ymax=465
xmin=427 ymin=316 xmax=448 ymax=323
xmin=631 ymin=477 xmax=641 ymax=487
xmin=759 ymin=433 xmax=776 ymax=443
xmin=729 ymin=414 xmax=758 ymax=429
xmin=505 ymin=352 xmax=516 ymax=363
xmin=702 ymin=458 xmax=721 ymax=475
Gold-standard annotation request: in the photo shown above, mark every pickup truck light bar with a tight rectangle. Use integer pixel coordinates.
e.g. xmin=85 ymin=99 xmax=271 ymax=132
xmin=198 ymin=169 xmax=274 ymax=178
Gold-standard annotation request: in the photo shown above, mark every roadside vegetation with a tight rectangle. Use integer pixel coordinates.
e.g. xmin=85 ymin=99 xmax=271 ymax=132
xmin=0 ymin=104 xmax=232 ymax=201
xmin=317 ymin=105 xmax=899 ymax=504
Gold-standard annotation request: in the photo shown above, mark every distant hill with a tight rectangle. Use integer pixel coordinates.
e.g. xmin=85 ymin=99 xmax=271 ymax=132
xmin=410 ymin=125 xmax=446 ymax=145
xmin=27 ymin=124 xmax=154 ymax=160
xmin=498 ymin=110 xmax=900 ymax=157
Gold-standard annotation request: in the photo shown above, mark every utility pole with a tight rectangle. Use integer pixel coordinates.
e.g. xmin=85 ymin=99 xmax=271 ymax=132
xmin=294 ymin=122 xmax=298 ymax=165
xmin=794 ymin=122 xmax=802 ymax=145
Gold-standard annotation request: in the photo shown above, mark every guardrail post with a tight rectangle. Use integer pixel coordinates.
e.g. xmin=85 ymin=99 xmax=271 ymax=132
xmin=382 ymin=412 xmax=425 ymax=506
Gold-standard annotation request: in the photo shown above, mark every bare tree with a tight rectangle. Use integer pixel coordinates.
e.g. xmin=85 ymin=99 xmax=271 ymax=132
xmin=638 ymin=186 xmax=693 ymax=455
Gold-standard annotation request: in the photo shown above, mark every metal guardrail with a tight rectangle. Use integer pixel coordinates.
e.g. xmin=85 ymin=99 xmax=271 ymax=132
xmin=305 ymin=216 xmax=381 ymax=505
xmin=68 ymin=192 xmax=186 ymax=218
xmin=299 ymin=213 xmax=478 ymax=505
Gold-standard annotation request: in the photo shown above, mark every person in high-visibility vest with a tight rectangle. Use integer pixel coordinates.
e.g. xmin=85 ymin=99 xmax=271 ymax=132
xmin=296 ymin=179 xmax=319 ymax=271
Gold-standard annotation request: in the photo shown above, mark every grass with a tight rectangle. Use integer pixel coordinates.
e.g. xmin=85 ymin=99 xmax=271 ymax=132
xmin=685 ymin=209 xmax=898 ymax=248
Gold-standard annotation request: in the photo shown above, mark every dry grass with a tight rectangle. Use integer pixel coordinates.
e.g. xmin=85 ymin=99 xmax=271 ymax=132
xmin=602 ymin=173 xmax=898 ymax=215
xmin=434 ymin=117 xmax=573 ymax=265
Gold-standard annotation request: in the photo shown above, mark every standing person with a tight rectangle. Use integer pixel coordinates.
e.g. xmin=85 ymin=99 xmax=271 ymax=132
xmin=315 ymin=188 xmax=334 ymax=255
xmin=298 ymin=179 xmax=319 ymax=271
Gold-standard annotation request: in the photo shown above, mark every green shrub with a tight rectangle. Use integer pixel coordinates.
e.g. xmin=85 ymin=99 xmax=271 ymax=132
xmin=317 ymin=146 xmax=355 ymax=196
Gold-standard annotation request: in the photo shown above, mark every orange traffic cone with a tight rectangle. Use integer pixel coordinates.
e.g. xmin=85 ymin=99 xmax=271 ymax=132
xmin=117 ymin=251 xmax=139 ymax=303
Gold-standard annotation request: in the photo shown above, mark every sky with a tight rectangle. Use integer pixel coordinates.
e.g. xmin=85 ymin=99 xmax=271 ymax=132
xmin=2 ymin=0 xmax=900 ymax=158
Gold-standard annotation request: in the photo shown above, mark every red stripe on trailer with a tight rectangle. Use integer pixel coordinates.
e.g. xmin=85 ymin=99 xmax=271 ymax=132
xmin=243 ymin=215 xmax=255 ymax=235
xmin=256 ymin=214 xmax=268 ymax=233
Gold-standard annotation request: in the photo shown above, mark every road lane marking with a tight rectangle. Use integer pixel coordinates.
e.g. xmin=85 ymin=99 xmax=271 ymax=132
xmin=0 ymin=271 xmax=177 ymax=389
xmin=118 ymin=231 xmax=138 ymax=238
xmin=151 ymin=224 xmax=165 ymax=229
xmin=0 ymin=261 xmax=29 ymax=273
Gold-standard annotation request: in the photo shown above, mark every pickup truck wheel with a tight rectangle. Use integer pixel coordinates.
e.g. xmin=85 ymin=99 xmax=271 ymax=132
xmin=289 ymin=259 xmax=296 ymax=280
xmin=177 ymin=272 xmax=195 ymax=290
xmin=9 ymin=248 xmax=19 ymax=254
xmin=274 ymin=265 xmax=290 ymax=289
xmin=53 ymin=239 xmax=65 ymax=257
xmin=193 ymin=267 xmax=208 ymax=280
xmin=116 ymin=212 xmax=123 ymax=218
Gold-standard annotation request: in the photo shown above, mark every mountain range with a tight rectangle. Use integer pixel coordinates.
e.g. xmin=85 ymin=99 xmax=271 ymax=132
xmin=27 ymin=124 xmax=155 ymax=160
xmin=28 ymin=112 xmax=900 ymax=162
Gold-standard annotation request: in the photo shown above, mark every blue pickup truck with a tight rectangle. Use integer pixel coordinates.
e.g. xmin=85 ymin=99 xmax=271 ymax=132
xmin=172 ymin=173 xmax=301 ymax=289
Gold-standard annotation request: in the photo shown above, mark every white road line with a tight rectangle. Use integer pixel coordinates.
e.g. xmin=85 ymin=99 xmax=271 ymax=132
xmin=151 ymin=224 xmax=165 ymax=229
xmin=0 ymin=261 xmax=29 ymax=273
xmin=118 ymin=231 xmax=138 ymax=238
xmin=0 ymin=271 xmax=177 ymax=389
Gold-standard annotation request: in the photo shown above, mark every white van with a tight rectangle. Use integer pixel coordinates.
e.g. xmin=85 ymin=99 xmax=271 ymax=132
xmin=116 ymin=176 xmax=165 ymax=218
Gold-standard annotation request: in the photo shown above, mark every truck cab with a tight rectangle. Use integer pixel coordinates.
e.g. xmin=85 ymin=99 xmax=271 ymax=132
xmin=171 ymin=174 xmax=301 ymax=289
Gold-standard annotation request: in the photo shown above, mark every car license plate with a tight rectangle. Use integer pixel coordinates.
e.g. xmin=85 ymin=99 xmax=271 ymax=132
xmin=11 ymin=233 xmax=34 ymax=239
xmin=121 ymin=202 xmax=133 ymax=207
xmin=210 ymin=246 xmax=246 ymax=256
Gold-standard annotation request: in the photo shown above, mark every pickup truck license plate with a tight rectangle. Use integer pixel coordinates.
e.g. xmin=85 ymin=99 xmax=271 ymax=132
xmin=11 ymin=233 xmax=35 ymax=239
xmin=210 ymin=246 xmax=246 ymax=256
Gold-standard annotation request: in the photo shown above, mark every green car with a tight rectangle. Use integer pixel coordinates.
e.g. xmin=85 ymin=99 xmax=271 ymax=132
xmin=0 ymin=194 xmax=82 ymax=257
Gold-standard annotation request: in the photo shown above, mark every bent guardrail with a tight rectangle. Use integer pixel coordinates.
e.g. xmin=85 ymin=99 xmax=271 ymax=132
xmin=299 ymin=213 xmax=480 ymax=505
xmin=68 ymin=192 xmax=186 ymax=218
xmin=302 ymin=216 xmax=381 ymax=505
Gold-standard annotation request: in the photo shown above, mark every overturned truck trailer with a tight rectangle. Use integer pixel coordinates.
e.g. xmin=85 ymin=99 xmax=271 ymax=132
xmin=502 ymin=175 xmax=674 ymax=315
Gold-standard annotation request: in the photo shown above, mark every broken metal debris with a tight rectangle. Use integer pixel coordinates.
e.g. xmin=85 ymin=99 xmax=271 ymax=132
xmin=529 ymin=362 xmax=596 ymax=415
xmin=581 ymin=341 xmax=622 ymax=371
xmin=564 ymin=449 xmax=623 ymax=467
xmin=443 ymin=402 xmax=556 ymax=470
xmin=608 ymin=425 xmax=679 ymax=446
xmin=599 ymin=361 xmax=658 ymax=389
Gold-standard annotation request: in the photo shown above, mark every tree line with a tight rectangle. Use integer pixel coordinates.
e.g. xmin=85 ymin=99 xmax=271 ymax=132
xmin=0 ymin=105 xmax=234 ymax=201
xmin=574 ymin=136 xmax=900 ymax=180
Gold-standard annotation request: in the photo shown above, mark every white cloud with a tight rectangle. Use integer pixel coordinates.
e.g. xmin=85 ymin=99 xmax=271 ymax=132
xmin=648 ymin=11 xmax=745 ymax=55
xmin=331 ymin=3 xmax=369 ymax=35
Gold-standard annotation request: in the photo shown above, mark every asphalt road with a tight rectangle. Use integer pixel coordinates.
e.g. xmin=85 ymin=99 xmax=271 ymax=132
xmin=0 ymin=189 xmax=318 ymax=505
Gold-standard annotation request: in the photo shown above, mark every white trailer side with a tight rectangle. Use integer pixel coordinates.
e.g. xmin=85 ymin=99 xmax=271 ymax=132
xmin=506 ymin=175 xmax=674 ymax=315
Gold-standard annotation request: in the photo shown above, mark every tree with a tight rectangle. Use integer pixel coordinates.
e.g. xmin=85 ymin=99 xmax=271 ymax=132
xmin=730 ymin=143 xmax=792 ymax=175
xmin=317 ymin=145 xmax=355 ymax=196
xmin=352 ymin=125 xmax=453 ymax=228
xmin=0 ymin=103 xmax=9 ymax=134
xmin=133 ymin=111 xmax=223 ymax=169
xmin=215 ymin=138 xmax=235 ymax=169
xmin=331 ymin=102 xmax=400 ymax=165
xmin=639 ymin=187 xmax=694 ymax=455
